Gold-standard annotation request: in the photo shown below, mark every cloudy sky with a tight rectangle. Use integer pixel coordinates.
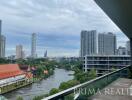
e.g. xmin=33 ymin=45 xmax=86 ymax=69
xmin=0 ymin=0 xmax=129 ymax=57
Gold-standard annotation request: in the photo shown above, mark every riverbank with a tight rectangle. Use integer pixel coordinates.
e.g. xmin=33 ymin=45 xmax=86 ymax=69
xmin=0 ymin=79 xmax=32 ymax=95
xmin=3 ymin=68 xmax=74 ymax=100
xmin=32 ymin=69 xmax=54 ymax=83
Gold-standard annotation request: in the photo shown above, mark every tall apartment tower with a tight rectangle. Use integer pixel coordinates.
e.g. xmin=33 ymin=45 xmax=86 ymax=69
xmin=81 ymin=30 xmax=97 ymax=57
xmin=44 ymin=50 xmax=47 ymax=58
xmin=98 ymin=32 xmax=117 ymax=55
xmin=0 ymin=20 xmax=6 ymax=58
xmin=16 ymin=45 xmax=23 ymax=59
xmin=0 ymin=20 xmax=2 ymax=58
xmin=31 ymin=33 xmax=37 ymax=58
xmin=126 ymin=41 xmax=130 ymax=55
xmin=0 ymin=35 xmax=6 ymax=58
xmin=0 ymin=20 xmax=1 ymax=35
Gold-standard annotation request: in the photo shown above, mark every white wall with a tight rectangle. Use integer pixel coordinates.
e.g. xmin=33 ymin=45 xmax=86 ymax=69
xmin=0 ymin=74 xmax=26 ymax=85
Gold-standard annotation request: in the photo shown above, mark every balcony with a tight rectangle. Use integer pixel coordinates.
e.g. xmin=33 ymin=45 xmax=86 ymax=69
xmin=43 ymin=66 xmax=131 ymax=100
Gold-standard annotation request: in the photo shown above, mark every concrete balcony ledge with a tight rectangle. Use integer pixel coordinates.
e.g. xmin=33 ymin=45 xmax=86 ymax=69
xmin=89 ymin=78 xmax=132 ymax=100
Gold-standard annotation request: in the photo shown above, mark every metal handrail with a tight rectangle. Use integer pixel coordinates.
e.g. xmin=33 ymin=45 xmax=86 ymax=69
xmin=43 ymin=66 xmax=129 ymax=100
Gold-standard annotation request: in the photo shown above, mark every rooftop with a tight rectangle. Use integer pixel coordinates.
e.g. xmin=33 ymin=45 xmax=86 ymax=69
xmin=0 ymin=64 xmax=24 ymax=80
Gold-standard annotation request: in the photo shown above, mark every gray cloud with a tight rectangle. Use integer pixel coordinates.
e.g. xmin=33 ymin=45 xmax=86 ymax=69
xmin=0 ymin=0 xmax=123 ymax=34
xmin=0 ymin=0 xmax=128 ymax=57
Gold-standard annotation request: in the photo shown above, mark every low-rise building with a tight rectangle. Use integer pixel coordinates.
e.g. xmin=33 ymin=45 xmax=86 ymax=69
xmin=0 ymin=64 xmax=32 ymax=94
xmin=83 ymin=55 xmax=130 ymax=76
xmin=117 ymin=46 xmax=127 ymax=55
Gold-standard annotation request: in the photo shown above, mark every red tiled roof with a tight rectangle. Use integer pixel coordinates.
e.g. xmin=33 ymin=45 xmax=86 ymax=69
xmin=0 ymin=64 xmax=24 ymax=79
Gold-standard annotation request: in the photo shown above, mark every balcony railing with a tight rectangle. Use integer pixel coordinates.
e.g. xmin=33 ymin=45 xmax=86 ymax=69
xmin=43 ymin=66 xmax=130 ymax=100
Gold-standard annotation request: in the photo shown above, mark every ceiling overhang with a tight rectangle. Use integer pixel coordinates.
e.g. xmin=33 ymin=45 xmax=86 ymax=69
xmin=94 ymin=0 xmax=132 ymax=38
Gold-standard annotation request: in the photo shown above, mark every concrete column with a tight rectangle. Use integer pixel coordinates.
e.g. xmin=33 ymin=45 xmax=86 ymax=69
xmin=129 ymin=38 xmax=132 ymax=78
xmin=130 ymin=38 xmax=132 ymax=66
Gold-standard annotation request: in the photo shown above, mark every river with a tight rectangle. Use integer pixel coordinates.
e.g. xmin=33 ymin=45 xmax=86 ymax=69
xmin=3 ymin=68 xmax=74 ymax=100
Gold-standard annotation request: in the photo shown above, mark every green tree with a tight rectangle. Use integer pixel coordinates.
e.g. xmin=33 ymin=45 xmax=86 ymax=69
xmin=49 ymin=88 xmax=59 ymax=95
xmin=74 ymin=68 xmax=97 ymax=83
xmin=33 ymin=95 xmax=44 ymax=100
xmin=88 ymin=68 xmax=97 ymax=80
xmin=111 ymin=67 xmax=117 ymax=72
xmin=59 ymin=80 xmax=79 ymax=90
xmin=59 ymin=82 xmax=69 ymax=90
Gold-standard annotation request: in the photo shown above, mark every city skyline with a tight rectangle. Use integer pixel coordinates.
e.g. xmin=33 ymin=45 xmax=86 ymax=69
xmin=0 ymin=19 xmax=130 ymax=58
xmin=0 ymin=0 xmax=129 ymax=57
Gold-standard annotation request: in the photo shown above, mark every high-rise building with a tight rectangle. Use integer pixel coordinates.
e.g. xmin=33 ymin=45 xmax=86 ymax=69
xmin=81 ymin=30 xmax=97 ymax=57
xmin=31 ymin=33 xmax=37 ymax=58
xmin=22 ymin=51 xmax=25 ymax=59
xmin=98 ymin=32 xmax=116 ymax=55
xmin=126 ymin=41 xmax=130 ymax=55
xmin=44 ymin=50 xmax=47 ymax=58
xmin=16 ymin=45 xmax=23 ymax=59
xmin=0 ymin=20 xmax=2 ymax=58
xmin=0 ymin=20 xmax=1 ymax=34
xmin=0 ymin=20 xmax=6 ymax=58
xmin=0 ymin=35 xmax=6 ymax=58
